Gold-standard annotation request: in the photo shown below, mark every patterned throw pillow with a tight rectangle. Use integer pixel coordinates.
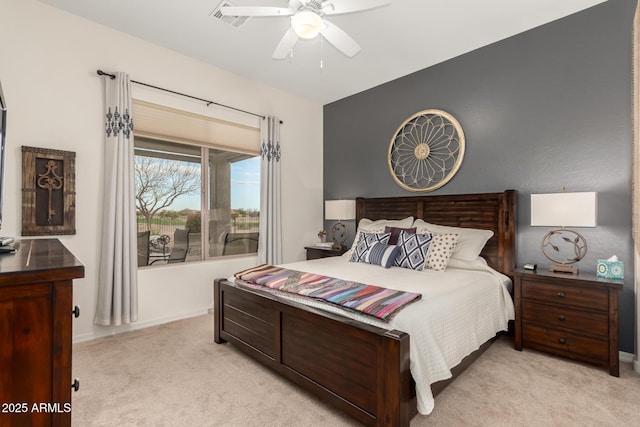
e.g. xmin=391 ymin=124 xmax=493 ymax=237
xmin=425 ymin=233 xmax=460 ymax=271
xmin=364 ymin=242 xmax=400 ymax=269
xmin=350 ymin=232 xmax=391 ymax=263
xmin=394 ymin=231 xmax=433 ymax=271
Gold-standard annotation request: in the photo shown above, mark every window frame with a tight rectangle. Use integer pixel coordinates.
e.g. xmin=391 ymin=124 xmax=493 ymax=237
xmin=132 ymin=99 xmax=261 ymax=267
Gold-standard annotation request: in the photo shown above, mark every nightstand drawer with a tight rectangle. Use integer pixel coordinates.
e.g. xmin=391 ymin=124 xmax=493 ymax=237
xmin=522 ymin=323 xmax=609 ymax=361
xmin=305 ymin=246 xmax=347 ymax=260
xmin=522 ymin=301 xmax=608 ymax=337
xmin=521 ymin=279 xmax=608 ymax=311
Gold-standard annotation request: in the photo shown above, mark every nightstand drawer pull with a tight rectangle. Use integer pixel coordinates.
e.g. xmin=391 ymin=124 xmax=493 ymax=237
xmin=72 ymin=378 xmax=80 ymax=392
xmin=558 ymin=315 xmax=565 ymax=321
xmin=557 ymin=291 xmax=565 ymax=298
xmin=558 ymin=338 xmax=566 ymax=344
xmin=72 ymin=305 xmax=80 ymax=318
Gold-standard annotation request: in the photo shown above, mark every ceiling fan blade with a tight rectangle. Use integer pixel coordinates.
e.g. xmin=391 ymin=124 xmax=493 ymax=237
xmin=220 ymin=6 xmax=293 ymax=17
xmin=320 ymin=20 xmax=361 ymax=57
xmin=321 ymin=0 xmax=390 ymax=15
xmin=272 ymin=28 xmax=300 ymax=59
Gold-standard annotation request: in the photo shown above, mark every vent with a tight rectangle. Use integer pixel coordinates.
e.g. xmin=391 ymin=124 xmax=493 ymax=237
xmin=210 ymin=1 xmax=251 ymax=28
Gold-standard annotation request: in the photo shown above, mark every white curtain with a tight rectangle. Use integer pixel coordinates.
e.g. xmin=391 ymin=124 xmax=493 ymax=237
xmin=95 ymin=72 xmax=138 ymax=326
xmin=633 ymin=2 xmax=640 ymax=371
xmin=634 ymin=3 xmax=640 ymax=244
xmin=258 ymin=116 xmax=282 ymax=265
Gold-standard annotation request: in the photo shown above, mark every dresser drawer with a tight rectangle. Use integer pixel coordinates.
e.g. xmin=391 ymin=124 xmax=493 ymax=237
xmin=521 ymin=279 xmax=608 ymax=311
xmin=522 ymin=323 xmax=609 ymax=361
xmin=521 ymin=301 xmax=608 ymax=337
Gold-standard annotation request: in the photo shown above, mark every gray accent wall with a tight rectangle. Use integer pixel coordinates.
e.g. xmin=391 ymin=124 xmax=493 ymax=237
xmin=323 ymin=0 xmax=636 ymax=353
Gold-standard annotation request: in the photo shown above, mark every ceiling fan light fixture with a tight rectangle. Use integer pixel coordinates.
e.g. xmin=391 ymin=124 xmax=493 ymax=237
xmin=291 ymin=10 xmax=323 ymax=39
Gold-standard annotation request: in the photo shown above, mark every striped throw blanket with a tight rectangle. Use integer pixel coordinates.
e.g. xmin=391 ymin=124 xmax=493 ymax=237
xmin=234 ymin=264 xmax=421 ymax=322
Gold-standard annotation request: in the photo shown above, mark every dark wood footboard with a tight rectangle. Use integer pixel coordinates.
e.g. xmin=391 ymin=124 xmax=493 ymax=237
xmin=214 ymin=278 xmax=416 ymax=426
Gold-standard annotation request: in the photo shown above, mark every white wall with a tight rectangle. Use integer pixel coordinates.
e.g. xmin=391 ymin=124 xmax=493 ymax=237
xmin=0 ymin=0 xmax=324 ymax=342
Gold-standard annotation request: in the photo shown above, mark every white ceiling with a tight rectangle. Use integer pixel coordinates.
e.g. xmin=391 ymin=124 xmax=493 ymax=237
xmin=38 ymin=0 xmax=606 ymax=104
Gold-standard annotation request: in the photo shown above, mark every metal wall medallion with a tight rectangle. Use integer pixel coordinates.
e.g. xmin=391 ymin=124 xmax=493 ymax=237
xmin=388 ymin=109 xmax=465 ymax=192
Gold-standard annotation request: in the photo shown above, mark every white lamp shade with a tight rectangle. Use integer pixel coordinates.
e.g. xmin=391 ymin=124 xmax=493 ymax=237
xmin=531 ymin=192 xmax=597 ymax=227
xmin=325 ymin=200 xmax=356 ymax=221
xmin=291 ymin=11 xmax=323 ymax=39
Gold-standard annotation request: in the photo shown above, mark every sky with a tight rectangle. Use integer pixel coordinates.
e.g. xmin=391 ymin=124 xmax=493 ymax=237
xmin=229 ymin=157 xmax=260 ymax=210
xmin=170 ymin=156 xmax=260 ymax=211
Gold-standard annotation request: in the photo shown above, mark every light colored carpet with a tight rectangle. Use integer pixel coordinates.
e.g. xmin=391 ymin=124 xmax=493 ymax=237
xmin=72 ymin=314 xmax=639 ymax=426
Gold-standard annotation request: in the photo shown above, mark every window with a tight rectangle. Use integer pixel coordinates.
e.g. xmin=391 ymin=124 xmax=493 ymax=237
xmin=132 ymin=100 xmax=260 ymax=267
xmin=208 ymin=152 xmax=260 ymax=258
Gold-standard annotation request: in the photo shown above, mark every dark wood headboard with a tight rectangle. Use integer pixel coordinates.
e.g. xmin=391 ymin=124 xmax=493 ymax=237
xmin=355 ymin=190 xmax=516 ymax=275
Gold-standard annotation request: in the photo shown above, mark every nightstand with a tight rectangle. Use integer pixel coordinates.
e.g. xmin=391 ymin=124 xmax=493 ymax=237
xmin=513 ymin=268 xmax=623 ymax=376
xmin=305 ymin=245 xmax=348 ymax=260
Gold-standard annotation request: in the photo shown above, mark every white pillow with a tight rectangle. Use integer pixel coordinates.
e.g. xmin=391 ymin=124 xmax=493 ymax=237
xmin=343 ymin=216 xmax=414 ymax=259
xmin=413 ymin=219 xmax=493 ymax=262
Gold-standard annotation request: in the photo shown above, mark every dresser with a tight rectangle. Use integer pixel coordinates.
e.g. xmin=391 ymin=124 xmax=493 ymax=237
xmin=0 ymin=239 xmax=84 ymax=426
xmin=305 ymin=245 xmax=348 ymax=260
xmin=513 ymin=269 xmax=622 ymax=376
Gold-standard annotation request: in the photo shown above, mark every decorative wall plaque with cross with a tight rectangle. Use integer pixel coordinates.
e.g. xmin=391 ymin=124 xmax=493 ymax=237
xmin=22 ymin=146 xmax=76 ymax=236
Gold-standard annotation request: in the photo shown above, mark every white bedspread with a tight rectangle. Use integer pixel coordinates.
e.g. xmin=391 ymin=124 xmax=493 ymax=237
xmin=231 ymin=257 xmax=514 ymax=415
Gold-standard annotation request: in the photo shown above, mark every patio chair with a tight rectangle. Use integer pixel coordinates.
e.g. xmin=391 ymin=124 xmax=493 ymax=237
xmin=137 ymin=231 xmax=150 ymax=267
xmin=222 ymin=232 xmax=259 ymax=256
xmin=151 ymin=229 xmax=190 ymax=264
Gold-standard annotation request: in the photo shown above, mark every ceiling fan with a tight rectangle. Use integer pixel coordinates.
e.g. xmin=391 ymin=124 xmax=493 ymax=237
xmin=221 ymin=0 xmax=390 ymax=59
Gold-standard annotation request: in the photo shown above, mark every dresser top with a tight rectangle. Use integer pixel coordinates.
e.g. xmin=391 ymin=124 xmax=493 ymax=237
xmin=0 ymin=238 xmax=84 ymax=285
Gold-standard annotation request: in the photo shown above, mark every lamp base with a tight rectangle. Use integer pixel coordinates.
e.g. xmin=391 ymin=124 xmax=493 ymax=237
xmin=331 ymin=221 xmax=348 ymax=246
xmin=331 ymin=242 xmax=345 ymax=251
xmin=549 ymin=264 xmax=578 ymax=275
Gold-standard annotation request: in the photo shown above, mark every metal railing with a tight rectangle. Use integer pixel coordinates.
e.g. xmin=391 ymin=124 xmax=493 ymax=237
xmin=137 ymin=213 xmax=259 ymax=236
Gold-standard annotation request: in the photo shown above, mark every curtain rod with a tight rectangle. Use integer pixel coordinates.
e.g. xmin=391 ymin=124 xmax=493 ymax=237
xmin=96 ymin=69 xmax=281 ymax=123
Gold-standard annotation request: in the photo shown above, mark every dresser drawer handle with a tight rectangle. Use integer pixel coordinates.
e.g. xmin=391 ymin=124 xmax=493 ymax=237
xmin=558 ymin=338 xmax=566 ymax=344
xmin=72 ymin=378 xmax=80 ymax=392
xmin=72 ymin=305 xmax=80 ymax=318
xmin=558 ymin=315 xmax=565 ymax=321
xmin=557 ymin=292 xmax=565 ymax=298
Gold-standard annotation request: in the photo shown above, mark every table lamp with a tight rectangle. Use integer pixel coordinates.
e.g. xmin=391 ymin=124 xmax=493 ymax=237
xmin=325 ymin=199 xmax=356 ymax=250
xmin=530 ymin=191 xmax=597 ymax=274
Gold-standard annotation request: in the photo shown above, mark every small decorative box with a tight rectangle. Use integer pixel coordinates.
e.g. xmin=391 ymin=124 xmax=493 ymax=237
xmin=596 ymin=259 xmax=624 ymax=280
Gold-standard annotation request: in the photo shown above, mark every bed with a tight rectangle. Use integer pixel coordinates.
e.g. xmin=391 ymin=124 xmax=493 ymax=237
xmin=214 ymin=190 xmax=516 ymax=426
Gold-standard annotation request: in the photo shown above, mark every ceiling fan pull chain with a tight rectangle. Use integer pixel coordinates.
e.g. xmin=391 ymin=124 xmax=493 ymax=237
xmin=320 ymin=36 xmax=324 ymax=70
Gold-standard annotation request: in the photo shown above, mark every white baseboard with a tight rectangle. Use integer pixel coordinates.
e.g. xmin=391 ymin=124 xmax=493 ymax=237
xmin=72 ymin=308 xmax=209 ymax=344
xmin=619 ymin=350 xmax=640 ymax=374
xmin=620 ymin=351 xmax=635 ymax=364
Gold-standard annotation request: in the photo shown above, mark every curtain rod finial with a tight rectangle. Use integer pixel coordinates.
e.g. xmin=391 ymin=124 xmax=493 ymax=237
xmin=96 ymin=69 xmax=116 ymax=80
